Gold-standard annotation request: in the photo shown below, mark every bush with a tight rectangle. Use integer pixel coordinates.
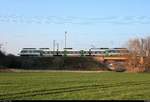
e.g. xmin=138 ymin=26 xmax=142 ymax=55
xmin=0 ymin=52 xmax=109 ymax=71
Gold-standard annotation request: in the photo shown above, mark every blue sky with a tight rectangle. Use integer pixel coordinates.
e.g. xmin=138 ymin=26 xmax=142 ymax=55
xmin=0 ymin=0 xmax=150 ymax=55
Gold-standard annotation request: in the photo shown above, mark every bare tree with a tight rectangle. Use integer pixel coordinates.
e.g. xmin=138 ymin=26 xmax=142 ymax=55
xmin=126 ymin=36 xmax=150 ymax=72
xmin=144 ymin=37 xmax=150 ymax=57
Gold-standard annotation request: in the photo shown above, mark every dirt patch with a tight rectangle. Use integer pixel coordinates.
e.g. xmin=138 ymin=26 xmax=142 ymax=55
xmin=0 ymin=68 xmax=15 ymax=72
xmin=0 ymin=68 xmax=108 ymax=73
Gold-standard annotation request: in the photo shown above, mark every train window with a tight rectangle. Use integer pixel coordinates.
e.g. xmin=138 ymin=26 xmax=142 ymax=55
xmin=84 ymin=51 xmax=87 ymax=54
xmin=117 ymin=50 xmax=121 ymax=53
xmin=119 ymin=50 xmax=122 ymax=53
xmin=44 ymin=51 xmax=49 ymax=54
xmin=114 ymin=50 xmax=117 ymax=53
xmin=61 ymin=51 xmax=64 ymax=54
xmin=100 ymin=51 xmax=104 ymax=54
xmin=43 ymin=51 xmax=46 ymax=54
xmin=75 ymin=51 xmax=78 ymax=54
xmin=47 ymin=52 xmax=50 ymax=54
xmin=50 ymin=51 xmax=54 ymax=54
xmin=28 ymin=51 xmax=32 ymax=53
xmin=35 ymin=50 xmax=38 ymax=53
xmin=90 ymin=51 xmax=93 ymax=54
xmin=109 ymin=50 xmax=112 ymax=53
xmin=21 ymin=50 xmax=28 ymax=53
xmin=27 ymin=51 xmax=30 ymax=53
xmin=37 ymin=50 xmax=41 ymax=53
xmin=111 ymin=50 xmax=116 ymax=53
xmin=121 ymin=50 xmax=128 ymax=53
xmin=33 ymin=51 xmax=36 ymax=53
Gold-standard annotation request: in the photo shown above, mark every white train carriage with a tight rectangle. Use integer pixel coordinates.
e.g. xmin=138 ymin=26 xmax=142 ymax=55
xmin=53 ymin=51 xmax=64 ymax=56
xmin=90 ymin=48 xmax=109 ymax=56
xmin=118 ymin=48 xmax=129 ymax=56
xmin=19 ymin=47 xmax=129 ymax=57
xmin=39 ymin=48 xmax=53 ymax=57
xmin=109 ymin=48 xmax=129 ymax=56
xmin=66 ymin=51 xmax=80 ymax=56
xmin=57 ymin=50 xmax=90 ymax=56
xmin=19 ymin=48 xmax=41 ymax=56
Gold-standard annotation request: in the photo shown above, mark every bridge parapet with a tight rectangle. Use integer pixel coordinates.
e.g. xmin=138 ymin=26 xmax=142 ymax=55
xmin=93 ymin=56 xmax=128 ymax=62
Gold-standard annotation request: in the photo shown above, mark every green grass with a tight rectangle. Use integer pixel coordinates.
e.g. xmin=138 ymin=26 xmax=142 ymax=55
xmin=0 ymin=71 xmax=150 ymax=100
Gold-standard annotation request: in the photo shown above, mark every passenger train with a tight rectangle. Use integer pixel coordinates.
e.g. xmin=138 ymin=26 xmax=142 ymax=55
xmin=19 ymin=48 xmax=129 ymax=57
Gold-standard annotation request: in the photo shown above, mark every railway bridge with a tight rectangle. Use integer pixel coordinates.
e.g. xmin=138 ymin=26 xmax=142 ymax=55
xmin=93 ymin=56 xmax=128 ymax=62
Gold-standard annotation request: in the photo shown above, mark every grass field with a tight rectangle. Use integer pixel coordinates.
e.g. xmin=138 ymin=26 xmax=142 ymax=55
xmin=0 ymin=71 xmax=150 ymax=100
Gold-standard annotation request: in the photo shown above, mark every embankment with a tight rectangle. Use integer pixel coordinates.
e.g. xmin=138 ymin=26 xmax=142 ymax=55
xmin=0 ymin=55 xmax=109 ymax=71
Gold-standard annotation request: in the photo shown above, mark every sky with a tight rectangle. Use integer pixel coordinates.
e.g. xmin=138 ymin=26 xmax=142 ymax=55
xmin=0 ymin=0 xmax=150 ymax=55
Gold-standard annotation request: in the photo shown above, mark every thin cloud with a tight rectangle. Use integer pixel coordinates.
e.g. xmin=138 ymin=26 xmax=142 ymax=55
xmin=0 ymin=14 xmax=150 ymax=25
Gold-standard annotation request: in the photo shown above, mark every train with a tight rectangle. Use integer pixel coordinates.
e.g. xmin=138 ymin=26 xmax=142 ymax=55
xmin=19 ymin=48 xmax=129 ymax=57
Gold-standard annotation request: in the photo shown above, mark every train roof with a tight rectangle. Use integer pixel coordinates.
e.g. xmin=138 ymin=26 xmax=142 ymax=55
xmin=23 ymin=48 xmax=36 ymax=50
xmin=113 ymin=48 xmax=127 ymax=49
xmin=90 ymin=48 xmax=109 ymax=50
xmin=39 ymin=48 xmax=50 ymax=49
